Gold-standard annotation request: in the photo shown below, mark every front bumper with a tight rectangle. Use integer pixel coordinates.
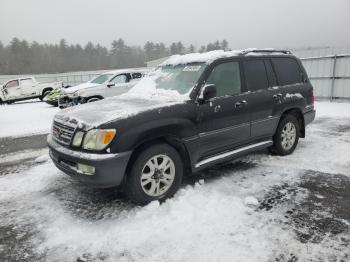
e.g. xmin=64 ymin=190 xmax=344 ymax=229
xmin=45 ymin=99 xmax=58 ymax=107
xmin=58 ymin=95 xmax=80 ymax=109
xmin=47 ymin=134 xmax=132 ymax=188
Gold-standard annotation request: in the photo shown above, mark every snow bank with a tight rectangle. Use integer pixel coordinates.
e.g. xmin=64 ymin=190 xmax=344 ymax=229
xmin=0 ymin=148 xmax=48 ymax=164
xmin=0 ymin=160 xmax=304 ymax=262
xmin=0 ymin=101 xmax=59 ymax=138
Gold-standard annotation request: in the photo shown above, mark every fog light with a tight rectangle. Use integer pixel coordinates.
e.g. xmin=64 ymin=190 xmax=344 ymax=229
xmin=77 ymin=163 xmax=95 ymax=175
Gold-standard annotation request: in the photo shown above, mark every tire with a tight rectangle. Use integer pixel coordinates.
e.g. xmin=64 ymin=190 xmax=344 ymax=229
xmin=125 ymin=143 xmax=183 ymax=206
xmin=87 ymin=97 xmax=101 ymax=103
xmin=270 ymin=114 xmax=300 ymax=156
xmin=40 ymin=89 xmax=52 ymax=101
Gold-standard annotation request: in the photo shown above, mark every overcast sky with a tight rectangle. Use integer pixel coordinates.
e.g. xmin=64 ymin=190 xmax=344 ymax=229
xmin=0 ymin=0 xmax=349 ymax=49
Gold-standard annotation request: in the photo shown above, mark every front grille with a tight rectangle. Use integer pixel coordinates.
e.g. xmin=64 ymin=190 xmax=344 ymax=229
xmin=58 ymin=96 xmax=67 ymax=104
xmin=58 ymin=95 xmax=80 ymax=108
xmin=52 ymin=120 xmax=76 ymax=145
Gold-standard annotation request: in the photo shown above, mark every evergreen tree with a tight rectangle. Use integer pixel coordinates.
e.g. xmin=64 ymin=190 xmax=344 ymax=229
xmin=0 ymin=38 xmax=229 ymax=74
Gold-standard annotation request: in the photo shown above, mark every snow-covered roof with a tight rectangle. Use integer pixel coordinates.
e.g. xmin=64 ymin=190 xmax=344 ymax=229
xmin=103 ymin=68 xmax=149 ymax=75
xmin=160 ymin=48 xmax=293 ymax=66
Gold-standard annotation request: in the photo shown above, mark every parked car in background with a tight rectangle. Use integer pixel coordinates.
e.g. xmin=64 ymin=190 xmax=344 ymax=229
xmin=0 ymin=77 xmax=62 ymax=104
xmin=58 ymin=69 xmax=149 ymax=108
xmin=48 ymin=49 xmax=315 ymax=205
xmin=44 ymin=85 xmax=71 ymax=107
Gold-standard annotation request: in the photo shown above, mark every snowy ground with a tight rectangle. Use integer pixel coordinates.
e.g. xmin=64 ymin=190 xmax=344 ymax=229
xmin=0 ymin=100 xmax=59 ymax=138
xmin=0 ymin=100 xmax=349 ymax=261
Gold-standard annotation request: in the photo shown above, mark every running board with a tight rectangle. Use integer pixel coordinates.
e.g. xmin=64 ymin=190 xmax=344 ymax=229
xmin=195 ymin=140 xmax=273 ymax=168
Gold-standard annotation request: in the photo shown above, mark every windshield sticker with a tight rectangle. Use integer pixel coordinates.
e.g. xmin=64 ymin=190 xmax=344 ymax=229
xmin=183 ymin=66 xmax=202 ymax=72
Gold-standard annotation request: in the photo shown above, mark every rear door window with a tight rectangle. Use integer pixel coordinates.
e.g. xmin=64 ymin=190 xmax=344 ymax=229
xmin=272 ymin=58 xmax=303 ymax=85
xmin=111 ymin=74 xmax=130 ymax=84
xmin=20 ymin=78 xmax=34 ymax=86
xmin=206 ymin=61 xmax=241 ymax=97
xmin=243 ymin=60 xmax=269 ymax=91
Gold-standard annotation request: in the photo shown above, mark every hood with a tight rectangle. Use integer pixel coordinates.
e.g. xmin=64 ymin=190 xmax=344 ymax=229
xmin=54 ymin=96 xmax=184 ymax=129
xmin=63 ymin=82 xmax=102 ymax=94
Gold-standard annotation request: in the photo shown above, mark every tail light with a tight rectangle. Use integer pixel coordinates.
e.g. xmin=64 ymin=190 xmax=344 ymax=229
xmin=310 ymin=88 xmax=315 ymax=105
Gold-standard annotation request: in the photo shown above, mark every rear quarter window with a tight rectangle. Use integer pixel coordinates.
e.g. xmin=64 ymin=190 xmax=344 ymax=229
xmin=272 ymin=58 xmax=303 ymax=85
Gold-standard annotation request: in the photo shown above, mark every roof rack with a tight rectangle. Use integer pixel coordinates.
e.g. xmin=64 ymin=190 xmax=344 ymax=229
xmin=240 ymin=49 xmax=292 ymax=55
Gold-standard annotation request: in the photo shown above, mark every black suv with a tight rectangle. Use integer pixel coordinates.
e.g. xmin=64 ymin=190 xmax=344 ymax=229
xmin=48 ymin=49 xmax=315 ymax=205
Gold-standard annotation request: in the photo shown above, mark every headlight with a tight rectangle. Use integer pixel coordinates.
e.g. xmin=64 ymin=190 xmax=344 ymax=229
xmin=82 ymin=129 xmax=116 ymax=151
xmin=72 ymin=131 xmax=84 ymax=147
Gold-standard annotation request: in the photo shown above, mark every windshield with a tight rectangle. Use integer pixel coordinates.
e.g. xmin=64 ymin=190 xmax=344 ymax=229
xmin=90 ymin=74 xmax=113 ymax=84
xmin=150 ymin=63 xmax=206 ymax=94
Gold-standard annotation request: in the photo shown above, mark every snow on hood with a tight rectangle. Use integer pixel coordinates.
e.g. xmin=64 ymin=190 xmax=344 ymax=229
xmin=55 ymin=96 xmax=184 ymax=129
xmin=63 ymin=82 xmax=101 ymax=94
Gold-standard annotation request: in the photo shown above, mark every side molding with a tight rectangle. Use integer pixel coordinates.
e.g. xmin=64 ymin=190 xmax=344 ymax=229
xmin=195 ymin=140 xmax=273 ymax=168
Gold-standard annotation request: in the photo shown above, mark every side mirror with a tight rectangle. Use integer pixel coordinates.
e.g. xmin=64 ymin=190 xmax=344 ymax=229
xmin=107 ymin=82 xmax=115 ymax=88
xmin=199 ymin=84 xmax=217 ymax=102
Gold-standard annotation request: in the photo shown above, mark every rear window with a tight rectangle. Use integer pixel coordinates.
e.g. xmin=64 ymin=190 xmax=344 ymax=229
xmin=272 ymin=58 xmax=303 ymax=85
xmin=243 ymin=60 xmax=269 ymax=91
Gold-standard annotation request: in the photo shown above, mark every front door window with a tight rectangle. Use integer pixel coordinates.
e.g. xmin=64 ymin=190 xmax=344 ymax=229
xmin=111 ymin=74 xmax=129 ymax=85
xmin=5 ymin=80 xmax=19 ymax=89
xmin=206 ymin=61 xmax=241 ymax=97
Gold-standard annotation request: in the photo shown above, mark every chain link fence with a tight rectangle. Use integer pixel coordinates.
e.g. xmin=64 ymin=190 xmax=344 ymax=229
xmin=0 ymin=69 xmax=109 ymax=87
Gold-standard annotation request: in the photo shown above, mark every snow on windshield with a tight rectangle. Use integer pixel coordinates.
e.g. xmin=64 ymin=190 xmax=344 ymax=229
xmin=121 ymin=64 xmax=206 ymax=102
xmin=90 ymin=74 xmax=113 ymax=84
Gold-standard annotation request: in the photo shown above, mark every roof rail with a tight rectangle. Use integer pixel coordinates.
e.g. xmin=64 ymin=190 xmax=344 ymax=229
xmin=241 ymin=49 xmax=292 ymax=55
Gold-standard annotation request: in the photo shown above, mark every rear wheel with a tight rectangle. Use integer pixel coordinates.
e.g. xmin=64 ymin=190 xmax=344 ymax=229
xmin=270 ymin=114 xmax=300 ymax=156
xmin=125 ymin=144 xmax=183 ymax=205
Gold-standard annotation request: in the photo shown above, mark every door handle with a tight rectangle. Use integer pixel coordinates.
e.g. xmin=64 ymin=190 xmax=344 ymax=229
xmin=273 ymin=93 xmax=283 ymax=101
xmin=234 ymin=100 xmax=248 ymax=108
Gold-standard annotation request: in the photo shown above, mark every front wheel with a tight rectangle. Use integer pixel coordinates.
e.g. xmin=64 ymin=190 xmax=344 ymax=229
xmin=270 ymin=115 xmax=300 ymax=156
xmin=40 ymin=89 xmax=52 ymax=101
xmin=125 ymin=144 xmax=183 ymax=205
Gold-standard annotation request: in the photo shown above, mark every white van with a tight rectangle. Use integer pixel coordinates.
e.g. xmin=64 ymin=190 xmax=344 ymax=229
xmin=58 ymin=68 xmax=149 ymax=108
